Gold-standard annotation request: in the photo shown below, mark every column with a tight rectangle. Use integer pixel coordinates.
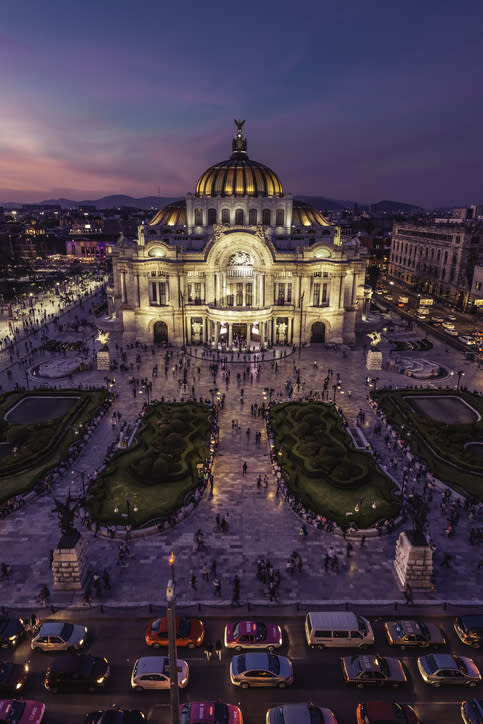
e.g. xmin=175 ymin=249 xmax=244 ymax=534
xmin=246 ymin=324 xmax=251 ymax=347
xmin=228 ymin=323 xmax=233 ymax=347
xmin=260 ymin=321 xmax=265 ymax=347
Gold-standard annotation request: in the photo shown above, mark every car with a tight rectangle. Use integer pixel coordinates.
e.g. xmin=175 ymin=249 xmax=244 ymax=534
xmin=341 ymin=655 xmax=407 ymax=688
xmin=432 ymin=316 xmax=444 ymax=323
xmin=384 ymin=619 xmax=446 ymax=649
xmin=447 ymin=329 xmax=459 ymax=336
xmin=266 ymin=702 xmax=338 ymax=723
xmin=145 ymin=617 xmax=204 ymax=648
xmin=356 ymin=701 xmax=419 ymax=724
xmin=180 ymin=701 xmax=243 ymax=724
xmin=84 ymin=707 xmax=146 ymax=724
xmin=0 ymin=662 xmax=29 ymax=695
xmin=418 ymin=653 xmax=481 ymax=687
xmin=461 ymin=698 xmax=483 ymax=724
xmin=460 ymin=336 xmax=477 ymax=346
xmin=224 ymin=620 xmax=283 ymax=651
xmin=131 ymin=656 xmax=189 ymax=691
xmin=0 ymin=617 xmax=25 ymax=648
xmin=44 ymin=654 xmax=110 ymax=693
xmin=230 ymin=652 xmax=293 ymax=688
xmin=0 ymin=699 xmax=45 ymax=724
xmin=32 ymin=621 xmax=87 ymax=652
xmin=446 ymin=314 xmax=457 ymax=321
xmin=455 ymin=617 xmax=483 ymax=648
xmin=442 ymin=322 xmax=455 ymax=330
xmin=383 ymin=295 xmax=393 ymax=301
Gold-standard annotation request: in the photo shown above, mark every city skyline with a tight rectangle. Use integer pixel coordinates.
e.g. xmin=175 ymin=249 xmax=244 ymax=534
xmin=1 ymin=0 xmax=482 ymax=208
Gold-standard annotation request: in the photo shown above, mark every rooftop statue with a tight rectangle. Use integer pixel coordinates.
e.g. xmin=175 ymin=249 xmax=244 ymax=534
xmin=367 ymin=331 xmax=382 ymax=348
xmin=96 ymin=330 xmax=110 ymax=347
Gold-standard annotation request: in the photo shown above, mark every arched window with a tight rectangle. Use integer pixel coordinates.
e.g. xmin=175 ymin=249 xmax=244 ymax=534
xmin=275 ymin=208 xmax=285 ymax=226
xmin=249 ymin=208 xmax=258 ymax=225
xmin=262 ymin=209 xmax=271 ymax=225
xmin=194 ymin=208 xmax=203 ymax=225
xmin=235 ymin=209 xmax=244 ymax=225
xmin=221 ymin=208 xmax=230 ymax=224
xmin=207 ymin=208 xmax=217 ymax=225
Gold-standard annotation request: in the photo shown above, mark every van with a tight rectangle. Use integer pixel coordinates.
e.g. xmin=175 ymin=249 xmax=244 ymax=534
xmin=305 ymin=611 xmax=374 ymax=649
xmin=454 ymin=615 xmax=483 ymax=648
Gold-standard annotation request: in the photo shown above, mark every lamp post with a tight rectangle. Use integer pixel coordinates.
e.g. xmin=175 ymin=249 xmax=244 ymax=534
xmin=371 ymin=377 xmax=379 ymax=394
xmin=72 ymin=469 xmax=86 ymax=499
xmin=180 ymin=292 xmax=186 ymax=348
xmin=167 ymin=551 xmax=180 ymax=724
xmin=298 ymin=291 xmax=304 ymax=358
xmin=114 ymin=499 xmax=138 ymax=524
xmin=456 ymin=370 xmax=464 ymax=391
xmin=332 ymin=384 xmax=337 ymax=403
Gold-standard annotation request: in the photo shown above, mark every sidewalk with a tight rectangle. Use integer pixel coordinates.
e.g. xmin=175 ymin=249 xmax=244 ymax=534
xmin=0 ymin=314 xmax=482 ymax=611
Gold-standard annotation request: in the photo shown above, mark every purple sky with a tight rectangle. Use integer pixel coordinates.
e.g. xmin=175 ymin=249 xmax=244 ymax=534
xmin=1 ymin=0 xmax=482 ymax=208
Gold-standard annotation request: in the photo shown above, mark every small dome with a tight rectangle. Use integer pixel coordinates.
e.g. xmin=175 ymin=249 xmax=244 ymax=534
xmin=292 ymin=200 xmax=330 ymax=227
xmin=195 ymin=121 xmax=283 ymax=198
xmin=150 ymin=200 xmax=186 ymax=226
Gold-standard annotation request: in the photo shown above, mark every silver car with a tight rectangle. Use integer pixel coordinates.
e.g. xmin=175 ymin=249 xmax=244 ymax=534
xmin=418 ymin=653 xmax=481 ymax=687
xmin=266 ymin=703 xmax=337 ymax=723
xmin=31 ymin=622 xmax=87 ymax=652
xmin=131 ymin=656 xmax=189 ymax=691
xmin=230 ymin=652 xmax=293 ymax=688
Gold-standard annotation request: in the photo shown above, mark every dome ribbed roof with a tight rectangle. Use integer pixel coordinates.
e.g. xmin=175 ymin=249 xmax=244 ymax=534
xmin=195 ymin=121 xmax=283 ymax=198
xmin=150 ymin=199 xmax=186 ymax=226
xmin=292 ymin=200 xmax=330 ymax=227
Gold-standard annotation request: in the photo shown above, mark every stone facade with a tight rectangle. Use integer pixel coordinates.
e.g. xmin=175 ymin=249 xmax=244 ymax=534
xmin=394 ymin=530 xmax=433 ymax=590
xmin=52 ymin=531 xmax=89 ymax=590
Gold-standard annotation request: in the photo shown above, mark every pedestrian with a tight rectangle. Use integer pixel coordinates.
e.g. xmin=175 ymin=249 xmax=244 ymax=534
xmin=213 ymin=577 xmax=221 ymax=597
xmin=190 ymin=572 xmax=197 ymax=590
xmin=441 ymin=553 xmax=451 ymax=568
xmin=39 ymin=584 xmax=50 ymax=606
xmin=201 ymin=563 xmax=209 ymax=581
xmin=215 ymin=639 xmax=222 ymax=661
xmin=346 ymin=541 xmax=353 ymax=558
xmin=242 ymin=460 xmax=247 ymax=476
xmin=30 ymin=613 xmax=38 ymax=630
xmin=0 ymin=563 xmax=9 ymax=580
xmin=324 ymin=554 xmax=330 ymax=573
xmin=102 ymin=570 xmax=111 ymax=590
xmin=211 ymin=559 xmax=217 ymax=577
xmin=403 ymin=582 xmax=414 ymax=605
xmin=360 ymin=535 xmax=366 ymax=547
xmin=204 ymin=642 xmax=214 ymax=661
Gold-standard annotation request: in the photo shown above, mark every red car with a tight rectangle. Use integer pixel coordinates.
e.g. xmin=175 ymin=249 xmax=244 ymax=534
xmin=0 ymin=700 xmax=45 ymax=724
xmin=180 ymin=701 xmax=242 ymax=724
xmin=224 ymin=621 xmax=283 ymax=651
xmin=145 ymin=617 xmax=205 ymax=648
xmin=357 ymin=701 xmax=419 ymax=724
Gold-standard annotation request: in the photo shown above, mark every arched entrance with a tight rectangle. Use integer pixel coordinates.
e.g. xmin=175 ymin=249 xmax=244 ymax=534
xmin=311 ymin=322 xmax=325 ymax=343
xmin=153 ymin=321 xmax=168 ymax=344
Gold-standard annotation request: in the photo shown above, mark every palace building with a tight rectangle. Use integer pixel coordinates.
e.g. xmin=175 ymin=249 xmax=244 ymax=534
xmin=109 ymin=122 xmax=370 ymax=347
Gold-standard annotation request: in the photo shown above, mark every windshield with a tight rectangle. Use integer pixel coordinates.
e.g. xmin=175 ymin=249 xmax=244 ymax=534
xmin=267 ymin=654 xmax=280 ymax=674
xmin=151 ymin=619 xmax=161 ymax=632
xmin=61 ymin=622 xmax=74 ymax=639
xmin=357 ymin=616 xmax=368 ymax=635
xmin=309 ymin=708 xmax=324 ymax=724
xmin=214 ymin=702 xmax=228 ymax=724
xmin=179 ymin=618 xmax=191 ymax=637
xmin=423 ymin=655 xmax=438 ymax=674
xmin=2 ymin=700 xmax=25 ymax=724
xmin=351 ymin=657 xmax=362 ymax=676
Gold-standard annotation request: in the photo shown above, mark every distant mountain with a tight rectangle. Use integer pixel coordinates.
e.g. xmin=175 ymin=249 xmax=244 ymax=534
xmin=370 ymin=199 xmax=425 ymax=214
xmin=1 ymin=195 xmax=180 ymax=210
xmin=296 ymin=195 xmax=350 ymax=211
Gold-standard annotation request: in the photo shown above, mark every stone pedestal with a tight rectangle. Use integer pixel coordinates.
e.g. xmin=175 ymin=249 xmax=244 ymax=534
xmin=52 ymin=530 xmax=89 ymax=590
xmin=366 ymin=348 xmax=383 ymax=370
xmin=96 ymin=349 xmax=110 ymax=370
xmin=394 ymin=530 xmax=433 ymax=590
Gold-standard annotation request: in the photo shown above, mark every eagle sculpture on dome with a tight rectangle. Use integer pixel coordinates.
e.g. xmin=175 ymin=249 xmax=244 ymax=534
xmin=234 ymin=119 xmax=245 ymax=131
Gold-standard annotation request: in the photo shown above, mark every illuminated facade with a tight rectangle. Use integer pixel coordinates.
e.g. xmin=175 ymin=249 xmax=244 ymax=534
xmin=110 ymin=122 xmax=369 ymax=347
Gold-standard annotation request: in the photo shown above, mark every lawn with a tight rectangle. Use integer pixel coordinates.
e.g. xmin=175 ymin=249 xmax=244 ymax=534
xmin=0 ymin=389 xmax=108 ymax=501
xmin=270 ymin=401 xmax=400 ymax=529
xmin=374 ymin=389 xmax=483 ymax=499
xmin=87 ymin=401 xmax=212 ymax=527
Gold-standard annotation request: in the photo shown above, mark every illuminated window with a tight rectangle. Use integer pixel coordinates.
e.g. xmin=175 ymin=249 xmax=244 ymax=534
xmin=194 ymin=208 xmax=203 ymax=225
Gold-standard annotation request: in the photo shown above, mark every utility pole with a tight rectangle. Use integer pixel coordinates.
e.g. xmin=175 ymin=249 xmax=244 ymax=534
xmin=167 ymin=552 xmax=180 ymax=724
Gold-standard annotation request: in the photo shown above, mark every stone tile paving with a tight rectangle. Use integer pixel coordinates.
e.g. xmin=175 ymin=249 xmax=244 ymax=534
xmin=0 ymin=311 xmax=482 ymax=611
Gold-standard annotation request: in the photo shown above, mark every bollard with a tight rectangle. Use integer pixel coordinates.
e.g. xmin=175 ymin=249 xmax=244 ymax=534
xmin=443 ymin=601 xmax=447 ymax=611
xmin=345 ymin=601 xmax=349 ymax=611
xmin=100 ymin=604 xmax=104 ymax=613
xmin=247 ymin=602 xmax=251 ymax=612
xmin=198 ymin=603 xmax=201 ymax=613
xmin=394 ymin=601 xmax=398 ymax=611
xmin=296 ymin=602 xmax=299 ymax=612
xmin=149 ymin=603 xmax=152 ymax=613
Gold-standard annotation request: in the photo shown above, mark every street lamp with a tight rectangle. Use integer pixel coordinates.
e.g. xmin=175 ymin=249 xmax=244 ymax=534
xmin=114 ymin=499 xmax=138 ymax=524
xmin=457 ymin=370 xmax=465 ymax=391
xmin=167 ymin=552 xmax=180 ymax=724
xmin=332 ymin=384 xmax=338 ymax=403
xmin=298 ymin=291 xmax=304 ymax=358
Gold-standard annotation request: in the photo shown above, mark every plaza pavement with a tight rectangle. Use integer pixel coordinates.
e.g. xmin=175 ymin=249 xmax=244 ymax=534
xmin=0 ymin=306 xmax=482 ymax=613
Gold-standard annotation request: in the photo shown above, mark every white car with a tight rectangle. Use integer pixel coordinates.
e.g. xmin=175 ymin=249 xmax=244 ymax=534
xmin=460 ymin=336 xmax=476 ymax=346
xmin=442 ymin=322 xmax=455 ymax=330
xmin=31 ymin=622 xmax=87 ymax=652
xmin=131 ymin=656 xmax=189 ymax=691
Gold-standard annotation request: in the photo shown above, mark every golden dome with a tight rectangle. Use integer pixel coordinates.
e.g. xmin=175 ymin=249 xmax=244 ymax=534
xmin=195 ymin=121 xmax=283 ymax=198
xmin=292 ymin=200 xmax=330 ymax=227
xmin=150 ymin=200 xmax=186 ymax=226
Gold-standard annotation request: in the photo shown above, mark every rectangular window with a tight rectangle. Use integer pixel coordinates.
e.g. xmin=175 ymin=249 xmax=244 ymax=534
xmin=236 ymin=283 xmax=243 ymax=306
xmin=287 ymin=283 xmax=292 ymax=303
xmin=313 ymin=282 xmax=320 ymax=306
xmin=322 ymin=283 xmax=328 ymax=303
xmin=227 ymin=293 xmax=234 ymax=307
xmin=151 ymin=282 xmax=157 ymax=304
xmin=246 ymin=283 xmax=253 ymax=307
xmin=159 ymin=282 xmax=166 ymax=305
xmin=278 ymin=283 xmax=285 ymax=305
xmin=194 ymin=282 xmax=201 ymax=301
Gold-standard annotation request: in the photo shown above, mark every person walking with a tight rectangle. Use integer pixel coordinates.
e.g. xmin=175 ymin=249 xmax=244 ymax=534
xmin=215 ymin=639 xmax=223 ymax=661
xmin=213 ymin=577 xmax=221 ymax=597
xmin=0 ymin=563 xmax=9 ymax=580
xmin=102 ymin=570 xmax=111 ymax=590
xmin=242 ymin=460 xmax=247 ymax=476
xmin=403 ymin=582 xmax=414 ymax=605
xmin=204 ymin=642 xmax=214 ymax=661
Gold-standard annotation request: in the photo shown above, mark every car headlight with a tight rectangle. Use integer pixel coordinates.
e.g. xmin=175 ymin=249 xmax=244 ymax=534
xmin=78 ymin=638 xmax=85 ymax=646
xmin=278 ymin=636 xmax=283 ymax=646
xmin=16 ymin=681 xmax=23 ymax=689
xmin=24 ymin=663 xmax=30 ymax=672
xmin=180 ymin=677 xmax=188 ymax=686
xmin=97 ymin=676 xmax=105 ymax=684
xmin=9 ymin=635 xmax=17 ymax=642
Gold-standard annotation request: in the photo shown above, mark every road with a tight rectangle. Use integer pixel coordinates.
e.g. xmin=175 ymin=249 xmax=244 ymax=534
xmin=3 ymin=609 xmax=482 ymax=723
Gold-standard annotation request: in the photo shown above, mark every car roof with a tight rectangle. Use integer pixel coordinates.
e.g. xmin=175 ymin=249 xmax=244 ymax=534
xmin=38 ymin=622 xmax=64 ymax=635
xmin=236 ymin=621 xmax=260 ymax=635
xmin=432 ymin=653 xmax=457 ymax=669
xmin=397 ymin=620 xmax=422 ymax=634
xmin=243 ymin=652 xmax=270 ymax=668
xmin=135 ymin=656 xmax=172 ymax=675
xmin=364 ymin=701 xmax=399 ymax=716
xmin=275 ymin=704 xmax=313 ymax=724
xmin=49 ymin=654 xmax=90 ymax=672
